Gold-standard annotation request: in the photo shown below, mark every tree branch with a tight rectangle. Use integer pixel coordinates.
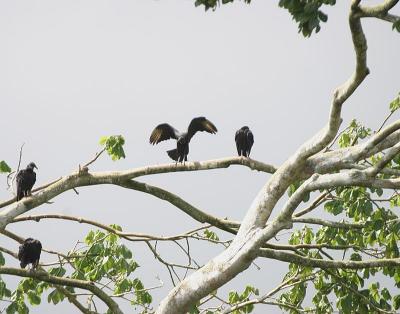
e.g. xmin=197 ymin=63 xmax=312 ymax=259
xmin=155 ymin=2 xmax=375 ymax=311
xmin=259 ymin=248 xmax=400 ymax=269
xmin=0 ymin=157 xmax=275 ymax=229
xmin=117 ymin=180 xmax=239 ymax=234
xmin=54 ymin=285 xmax=96 ymax=314
xmin=0 ymin=267 xmax=123 ymax=314
xmin=292 ymin=217 xmax=363 ymax=229
xmin=11 ymin=214 xmax=217 ymax=241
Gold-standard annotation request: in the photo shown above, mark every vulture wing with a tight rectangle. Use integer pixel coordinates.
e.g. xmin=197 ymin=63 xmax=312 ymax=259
xmin=149 ymin=124 xmax=180 ymax=145
xmin=246 ymin=129 xmax=254 ymax=156
xmin=235 ymin=129 xmax=245 ymax=155
xmin=16 ymin=169 xmax=36 ymax=201
xmin=187 ymin=117 xmax=218 ymax=141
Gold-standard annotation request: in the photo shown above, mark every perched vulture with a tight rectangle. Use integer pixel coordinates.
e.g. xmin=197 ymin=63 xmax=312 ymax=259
xmin=235 ymin=126 xmax=254 ymax=157
xmin=150 ymin=117 xmax=217 ymax=163
xmin=18 ymin=238 xmax=42 ymax=269
xmin=16 ymin=162 xmax=37 ymax=201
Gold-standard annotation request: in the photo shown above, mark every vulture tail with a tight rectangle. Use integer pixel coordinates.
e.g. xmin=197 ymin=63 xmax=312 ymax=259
xmin=167 ymin=149 xmax=179 ymax=161
xmin=17 ymin=186 xmax=23 ymax=201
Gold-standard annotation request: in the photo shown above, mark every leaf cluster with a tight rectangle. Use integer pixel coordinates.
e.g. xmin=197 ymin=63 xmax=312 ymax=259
xmin=99 ymin=135 xmax=126 ymax=161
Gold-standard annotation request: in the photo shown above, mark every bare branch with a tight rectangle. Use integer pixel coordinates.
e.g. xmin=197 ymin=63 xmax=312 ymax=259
xmin=82 ymin=148 xmax=106 ymax=169
xmin=54 ymin=286 xmax=96 ymax=314
xmin=222 ymin=271 xmax=316 ymax=314
xmin=11 ymin=214 xmax=214 ymax=242
xmin=292 ymin=217 xmax=363 ymax=229
xmin=259 ymin=248 xmax=400 ymax=269
xmin=293 ymin=191 xmax=330 ymax=217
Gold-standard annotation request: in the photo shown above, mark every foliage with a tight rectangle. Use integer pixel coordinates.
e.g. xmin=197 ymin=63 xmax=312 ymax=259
xmin=227 ymin=285 xmax=259 ymax=313
xmin=0 ymin=160 xmax=11 ymax=173
xmin=393 ymin=19 xmax=400 ymax=32
xmin=338 ymin=119 xmax=371 ymax=148
xmin=278 ymin=0 xmax=335 ymax=37
xmin=193 ymin=0 xmax=336 ymax=37
xmin=99 ymin=135 xmax=126 ymax=161
xmin=280 ymin=111 xmax=400 ymax=313
xmin=3 ymin=226 xmax=152 ymax=314
xmin=204 ymin=229 xmax=220 ymax=241
xmin=389 ymin=93 xmax=400 ymax=112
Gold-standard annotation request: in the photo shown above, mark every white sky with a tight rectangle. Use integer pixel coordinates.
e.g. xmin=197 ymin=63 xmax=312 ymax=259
xmin=0 ymin=0 xmax=399 ymax=313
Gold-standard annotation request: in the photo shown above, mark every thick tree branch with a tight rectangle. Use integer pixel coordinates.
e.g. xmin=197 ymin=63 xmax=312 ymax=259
xmin=310 ymin=119 xmax=400 ymax=175
xmin=117 ymin=180 xmax=239 ymax=234
xmin=0 ymin=157 xmax=275 ymax=229
xmin=357 ymin=0 xmax=400 ymax=23
xmin=155 ymin=2 xmax=376 ymax=311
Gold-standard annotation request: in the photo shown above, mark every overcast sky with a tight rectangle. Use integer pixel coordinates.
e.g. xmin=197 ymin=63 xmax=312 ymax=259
xmin=0 ymin=0 xmax=399 ymax=313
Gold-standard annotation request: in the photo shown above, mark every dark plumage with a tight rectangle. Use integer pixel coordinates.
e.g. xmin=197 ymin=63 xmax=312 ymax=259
xmin=235 ymin=126 xmax=254 ymax=157
xmin=150 ymin=117 xmax=218 ymax=163
xmin=18 ymin=238 xmax=42 ymax=269
xmin=16 ymin=162 xmax=37 ymax=201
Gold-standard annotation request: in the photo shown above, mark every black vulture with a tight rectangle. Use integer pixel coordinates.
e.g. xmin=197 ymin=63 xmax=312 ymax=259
xmin=150 ymin=117 xmax=218 ymax=163
xmin=18 ymin=238 xmax=42 ymax=269
xmin=16 ymin=162 xmax=37 ymax=201
xmin=235 ymin=126 xmax=254 ymax=157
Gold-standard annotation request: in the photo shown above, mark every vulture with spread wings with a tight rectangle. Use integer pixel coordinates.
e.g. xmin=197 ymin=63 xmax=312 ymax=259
xmin=150 ymin=117 xmax=218 ymax=163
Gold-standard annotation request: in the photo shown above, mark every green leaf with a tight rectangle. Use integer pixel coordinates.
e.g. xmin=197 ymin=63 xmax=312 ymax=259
xmin=350 ymin=253 xmax=362 ymax=261
xmin=99 ymin=135 xmax=126 ymax=161
xmin=338 ymin=294 xmax=352 ymax=312
xmin=27 ymin=290 xmax=41 ymax=305
xmin=6 ymin=302 xmax=18 ymax=314
xmin=324 ymin=200 xmax=343 ymax=215
xmin=120 ymin=245 xmax=133 ymax=259
xmin=115 ymin=279 xmax=131 ymax=294
xmin=0 ymin=161 xmax=11 ymax=173
xmin=0 ymin=278 xmax=11 ymax=299
xmin=389 ymin=93 xmax=400 ymax=112
xmin=189 ymin=304 xmax=200 ymax=314
xmin=394 ymin=295 xmax=400 ymax=310
xmin=48 ymin=267 xmax=66 ymax=277
xmin=381 ymin=288 xmax=391 ymax=301
xmin=47 ymin=289 xmax=64 ymax=305
xmin=0 ymin=253 xmax=5 ymax=266
xmin=393 ymin=20 xmax=400 ymax=32
xmin=228 ymin=291 xmax=240 ymax=304
xmin=278 ymin=0 xmax=335 ymax=37
xmin=204 ymin=229 xmax=220 ymax=241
